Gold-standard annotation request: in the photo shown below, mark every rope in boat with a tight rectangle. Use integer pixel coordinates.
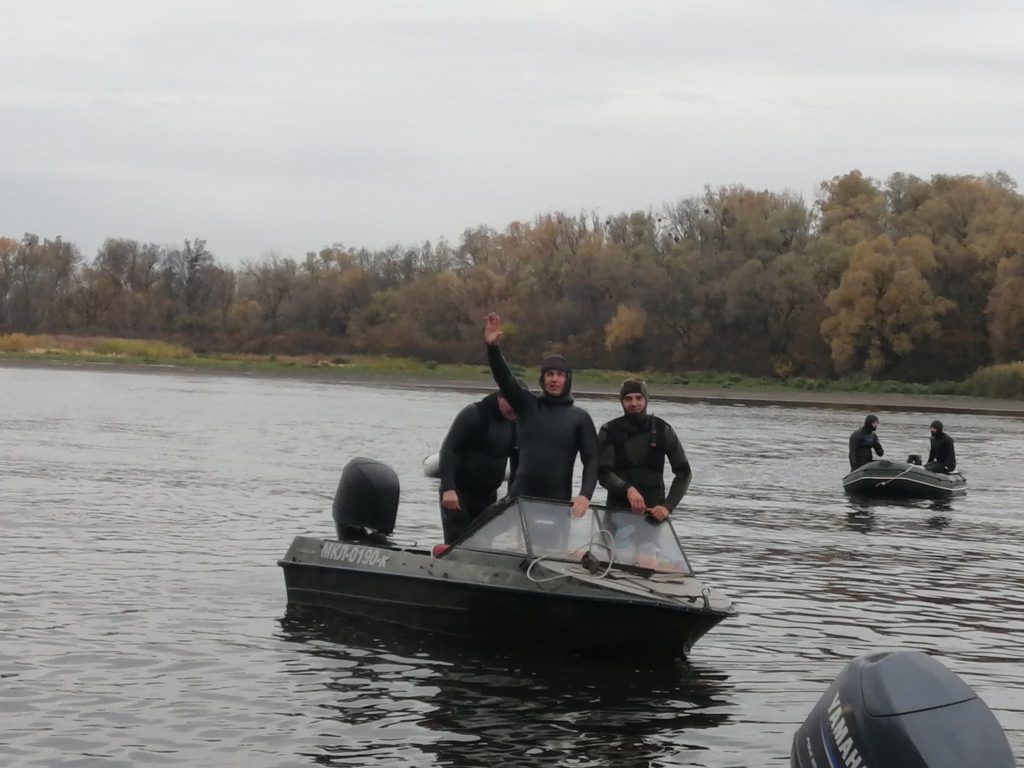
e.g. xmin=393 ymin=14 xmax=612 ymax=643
xmin=525 ymin=529 xmax=615 ymax=583
xmin=874 ymin=463 xmax=917 ymax=488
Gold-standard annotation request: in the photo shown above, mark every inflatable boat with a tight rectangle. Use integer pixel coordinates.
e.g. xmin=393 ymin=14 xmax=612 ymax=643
xmin=842 ymin=459 xmax=966 ymax=499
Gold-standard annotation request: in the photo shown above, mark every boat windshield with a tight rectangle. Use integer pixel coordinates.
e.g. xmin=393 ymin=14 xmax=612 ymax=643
xmin=458 ymin=497 xmax=692 ymax=573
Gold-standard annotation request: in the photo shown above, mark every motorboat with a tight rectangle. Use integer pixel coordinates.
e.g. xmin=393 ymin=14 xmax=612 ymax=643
xmin=279 ymin=458 xmax=736 ymax=659
xmin=842 ymin=459 xmax=966 ymax=499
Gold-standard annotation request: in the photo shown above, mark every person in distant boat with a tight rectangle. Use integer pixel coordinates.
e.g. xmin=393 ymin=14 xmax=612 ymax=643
xmin=438 ymin=390 xmax=519 ymax=543
xmin=925 ymin=420 xmax=956 ymax=473
xmin=597 ymin=379 xmax=692 ymax=523
xmin=483 ymin=312 xmax=598 ymax=518
xmin=848 ymin=414 xmax=884 ymax=470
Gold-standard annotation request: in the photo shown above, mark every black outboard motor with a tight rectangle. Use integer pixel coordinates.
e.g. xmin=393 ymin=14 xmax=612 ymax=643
xmin=332 ymin=457 xmax=399 ymax=544
xmin=792 ymin=650 xmax=1015 ymax=767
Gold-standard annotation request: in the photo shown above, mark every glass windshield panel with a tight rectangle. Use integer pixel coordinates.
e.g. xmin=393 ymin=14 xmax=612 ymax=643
xmin=459 ymin=498 xmax=690 ymax=573
xmin=522 ymin=500 xmax=603 ymax=558
xmin=460 ymin=503 xmax=527 ymax=553
xmin=598 ymin=509 xmax=690 ymax=573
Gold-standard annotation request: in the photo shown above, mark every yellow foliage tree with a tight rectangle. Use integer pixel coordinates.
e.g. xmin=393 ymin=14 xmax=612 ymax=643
xmin=604 ymin=304 xmax=647 ymax=351
xmin=821 ymin=235 xmax=953 ymax=375
xmin=986 ymin=255 xmax=1024 ymax=362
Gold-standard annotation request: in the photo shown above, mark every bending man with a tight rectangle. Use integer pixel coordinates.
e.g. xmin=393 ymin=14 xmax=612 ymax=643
xmin=484 ymin=312 xmax=598 ymax=517
xmin=438 ymin=391 xmax=519 ymax=543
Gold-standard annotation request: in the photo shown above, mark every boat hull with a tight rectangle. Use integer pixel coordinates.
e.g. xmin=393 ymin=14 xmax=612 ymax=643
xmin=843 ymin=460 xmax=966 ymax=499
xmin=279 ymin=537 xmax=731 ymax=658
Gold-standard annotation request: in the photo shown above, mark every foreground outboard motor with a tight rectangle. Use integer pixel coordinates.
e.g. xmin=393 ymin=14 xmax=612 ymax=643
xmin=332 ymin=457 xmax=399 ymax=544
xmin=792 ymin=650 xmax=1014 ymax=767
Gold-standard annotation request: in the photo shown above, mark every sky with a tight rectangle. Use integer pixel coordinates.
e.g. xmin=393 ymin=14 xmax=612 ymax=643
xmin=3 ymin=0 xmax=1022 ymax=264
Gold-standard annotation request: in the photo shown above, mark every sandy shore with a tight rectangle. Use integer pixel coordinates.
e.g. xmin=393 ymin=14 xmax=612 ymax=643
xmin=4 ymin=356 xmax=1023 ymax=417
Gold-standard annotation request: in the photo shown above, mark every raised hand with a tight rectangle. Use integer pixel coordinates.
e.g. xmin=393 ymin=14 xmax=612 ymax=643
xmin=484 ymin=312 xmax=503 ymax=346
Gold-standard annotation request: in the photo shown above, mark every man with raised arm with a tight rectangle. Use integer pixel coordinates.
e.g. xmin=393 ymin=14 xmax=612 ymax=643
xmin=484 ymin=312 xmax=598 ymax=517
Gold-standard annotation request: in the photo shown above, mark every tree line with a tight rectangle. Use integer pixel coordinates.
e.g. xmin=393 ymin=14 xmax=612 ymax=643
xmin=2 ymin=170 xmax=1023 ymax=383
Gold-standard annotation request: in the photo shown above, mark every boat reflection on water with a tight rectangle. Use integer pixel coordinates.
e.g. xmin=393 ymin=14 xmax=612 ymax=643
xmin=277 ymin=612 xmax=733 ymax=767
xmin=845 ymin=509 xmax=876 ymax=533
xmin=845 ymin=496 xmax=955 ymax=533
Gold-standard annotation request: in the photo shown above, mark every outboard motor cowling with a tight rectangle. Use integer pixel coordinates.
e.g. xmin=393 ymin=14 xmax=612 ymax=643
xmin=332 ymin=457 xmax=399 ymax=542
xmin=792 ymin=650 xmax=1014 ymax=767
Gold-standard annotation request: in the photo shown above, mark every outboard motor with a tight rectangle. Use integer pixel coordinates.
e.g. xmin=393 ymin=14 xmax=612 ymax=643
xmin=792 ymin=650 xmax=1014 ymax=767
xmin=332 ymin=457 xmax=399 ymax=544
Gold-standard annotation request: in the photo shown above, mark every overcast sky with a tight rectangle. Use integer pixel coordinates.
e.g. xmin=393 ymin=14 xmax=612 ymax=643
xmin=3 ymin=0 xmax=1022 ymax=264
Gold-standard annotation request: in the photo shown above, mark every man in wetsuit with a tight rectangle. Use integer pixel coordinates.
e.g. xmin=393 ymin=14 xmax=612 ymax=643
xmin=597 ymin=379 xmax=692 ymax=522
xmin=437 ymin=391 xmax=519 ymax=543
xmin=483 ymin=312 xmax=598 ymax=517
xmin=848 ymin=414 xmax=884 ymax=470
xmin=926 ymin=420 xmax=956 ymax=473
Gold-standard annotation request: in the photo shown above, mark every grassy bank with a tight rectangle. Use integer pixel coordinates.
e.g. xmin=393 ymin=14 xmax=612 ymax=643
xmin=2 ymin=332 xmax=1022 ymax=401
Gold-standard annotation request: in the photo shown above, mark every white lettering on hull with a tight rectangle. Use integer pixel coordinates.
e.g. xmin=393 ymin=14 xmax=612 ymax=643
xmin=320 ymin=541 xmax=391 ymax=568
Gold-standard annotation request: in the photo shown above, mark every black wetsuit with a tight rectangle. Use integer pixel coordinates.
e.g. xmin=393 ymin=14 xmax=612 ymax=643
xmin=438 ymin=393 xmax=518 ymax=543
xmin=927 ymin=431 xmax=956 ymax=473
xmin=598 ymin=413 xmax=692 ymax=512
xmin=849 ymin=419 xmax=883 ymax=470
xmin=486 ymin=345 xmax=598 ymax=501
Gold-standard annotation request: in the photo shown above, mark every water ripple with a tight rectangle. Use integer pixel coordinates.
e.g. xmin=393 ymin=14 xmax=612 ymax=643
xmin=2 ymin=365 xmax=1023 ymax=766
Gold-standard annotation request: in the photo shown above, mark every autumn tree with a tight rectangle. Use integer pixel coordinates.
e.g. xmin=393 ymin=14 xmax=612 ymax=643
xmin=986 ymin=255 xmax=1024 ymax=362
xmin=816 ymin=170 xmax=887 ymax=245
xmin=76 ymin=239 xmax=163 ymax=334
xmin=821 ymin=235 xmax=953 ymax=376
xmin=4 ymin=234 xmax=80 ymax=332
xmin=290 ymin=246 xmax=374 ymax=339
xmin=884 ymin=173 xmax=1023 ymax=375
xmin=0 ymin=237 xmax=17 ymax=330
xmin=239 ymin=253 xmax=298 ymax=335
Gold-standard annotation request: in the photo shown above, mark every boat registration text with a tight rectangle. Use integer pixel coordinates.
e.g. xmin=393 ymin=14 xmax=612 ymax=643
xmin=320 ymin=542 xmax=391 ymax=568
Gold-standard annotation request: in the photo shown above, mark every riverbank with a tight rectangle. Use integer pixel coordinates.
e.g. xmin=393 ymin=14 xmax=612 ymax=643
xmin=4 ymin=355 xmax=1023 ymax=417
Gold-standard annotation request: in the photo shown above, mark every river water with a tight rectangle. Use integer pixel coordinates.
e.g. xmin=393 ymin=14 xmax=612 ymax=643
xmin=2 ymin=363 xmax=1023 ymax=767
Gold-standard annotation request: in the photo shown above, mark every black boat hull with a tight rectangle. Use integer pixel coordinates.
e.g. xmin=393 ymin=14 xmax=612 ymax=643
xmin=843 ymin=460 xmax=966 ymax=500
xmin=279 ymin=538 xmax=731 ymax=659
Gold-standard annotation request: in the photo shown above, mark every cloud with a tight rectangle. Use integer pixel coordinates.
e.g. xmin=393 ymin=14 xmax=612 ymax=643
xmin=2 ymin=0 xmax=1023 ymax=263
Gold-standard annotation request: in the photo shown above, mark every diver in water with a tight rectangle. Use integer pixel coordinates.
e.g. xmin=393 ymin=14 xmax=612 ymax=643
xmin=925 ymin=419 xmax=956 ymax=473
xmin=483 ymin=312 xmax=598 ymax=518
xmin=848 ymin=414 xmax=884 ymax=470
xmin=597 ymin=379 xmax=692 ymax=522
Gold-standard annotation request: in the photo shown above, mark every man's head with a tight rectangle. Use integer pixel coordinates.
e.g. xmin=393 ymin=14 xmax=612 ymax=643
xmin=864 ymin=414 xmax=879 ymax=432
xmin=539 ymin=355 xmax=570 ymax=397
xmin=619 ymin=378 xmax=648 ymax=416
xmin=930 ymin=419 xmax=944 ymax=436
xmin=495 ymin=378 xmax=526 ymax=421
